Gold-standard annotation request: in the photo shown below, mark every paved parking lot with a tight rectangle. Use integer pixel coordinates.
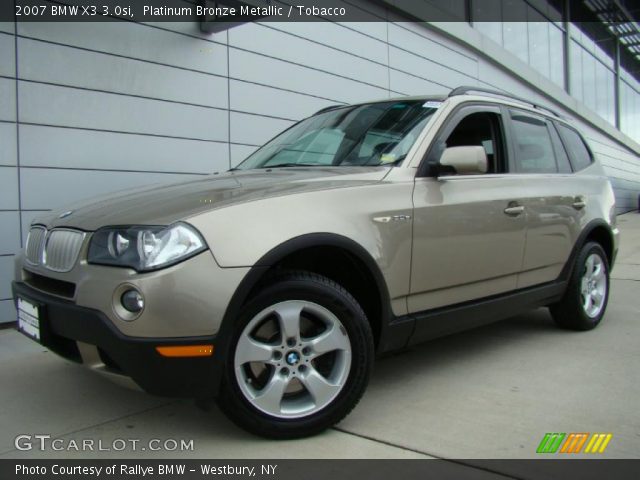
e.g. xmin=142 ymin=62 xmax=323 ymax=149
xmin=1 ymin=214 xmax=638 ymax=465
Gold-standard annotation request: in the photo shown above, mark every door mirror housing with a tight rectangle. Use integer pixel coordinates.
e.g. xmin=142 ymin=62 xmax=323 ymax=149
xmin=438 ymin=146 xmax=488 ymax=175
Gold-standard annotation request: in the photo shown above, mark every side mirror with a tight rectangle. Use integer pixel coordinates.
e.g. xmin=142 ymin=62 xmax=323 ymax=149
xmin=438 ymin=146 xmax=488 ymax=175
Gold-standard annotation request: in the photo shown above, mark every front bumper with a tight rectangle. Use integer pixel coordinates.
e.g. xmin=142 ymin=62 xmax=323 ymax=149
xmin=12 ymin=281 xmax=221 ymax=398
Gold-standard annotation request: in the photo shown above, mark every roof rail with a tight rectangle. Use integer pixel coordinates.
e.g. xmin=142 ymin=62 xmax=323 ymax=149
xmin=448 ymin=86 xmax=563 ymax=119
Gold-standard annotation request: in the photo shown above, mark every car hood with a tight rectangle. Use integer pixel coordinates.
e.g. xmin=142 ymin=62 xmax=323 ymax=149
xmin=34 ymin=167 xmax=390 ymax=231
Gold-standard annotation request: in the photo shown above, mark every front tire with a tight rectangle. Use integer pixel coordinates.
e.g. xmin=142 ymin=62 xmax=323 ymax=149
xmin=217 ymin=271 xmax=373 ymax=439
xmin=550 ymin=242 xmax=610 ymax=331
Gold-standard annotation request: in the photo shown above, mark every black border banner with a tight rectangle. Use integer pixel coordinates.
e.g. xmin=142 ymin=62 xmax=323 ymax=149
xmin=3 ymin=459 xmax=640 ymax=480
xmin=1 ymin=0 xmax=616 ymax=23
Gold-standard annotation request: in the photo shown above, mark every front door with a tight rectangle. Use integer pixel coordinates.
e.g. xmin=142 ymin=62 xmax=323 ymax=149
xmin=408 ymin=104 xmax=527 ymax=313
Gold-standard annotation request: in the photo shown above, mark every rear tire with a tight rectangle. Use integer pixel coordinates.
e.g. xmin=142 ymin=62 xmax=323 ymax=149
xmin=550 ymin=242 xmax=610 ymax=331
xmin=217 ymin=271 xmax=373 ymax=439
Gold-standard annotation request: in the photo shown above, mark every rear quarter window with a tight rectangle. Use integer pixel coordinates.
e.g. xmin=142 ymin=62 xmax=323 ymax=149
xmin=556 ymin=123 xmax=593 ymax=171
xmin=548 ymin=124 xmax=573 ymax=173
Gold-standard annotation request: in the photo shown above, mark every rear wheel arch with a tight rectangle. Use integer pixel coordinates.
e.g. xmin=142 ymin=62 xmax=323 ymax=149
xmin=560 ymin=219 xmax=615 ymax=281
xmin=584 ymin=225 xmax=614 ymax=266
xmin=551 ymin=241 xmax=610 ymax=330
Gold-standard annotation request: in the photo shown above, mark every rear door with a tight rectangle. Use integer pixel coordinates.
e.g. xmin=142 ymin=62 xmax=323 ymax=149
xmin=504 ymin=109 xmax=584 ymax=288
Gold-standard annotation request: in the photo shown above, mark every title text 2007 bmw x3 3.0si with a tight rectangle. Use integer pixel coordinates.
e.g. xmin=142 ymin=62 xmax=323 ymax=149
xmin=13 ymin=87 xmax=619 ymax=438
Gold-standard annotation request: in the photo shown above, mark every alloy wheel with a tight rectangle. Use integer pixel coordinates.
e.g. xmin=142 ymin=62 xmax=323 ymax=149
xmin=234 ymin=300 xmax=352 ymax=419
xmin=580 ymin=253 xmax=607 ymax=318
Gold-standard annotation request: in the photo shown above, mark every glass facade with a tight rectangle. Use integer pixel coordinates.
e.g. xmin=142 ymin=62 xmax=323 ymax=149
xmin=568 ymin=24 xmax=616 ymax=127
xmin=620 ymin=71 xmax=640 ymax=142
xmin=473 ymin=0 xmax=565 ymax=89
xmin=472 ymin=0 xmax=640 ymax=144
xmin=475 ymin=19 xmax=566 ymax=89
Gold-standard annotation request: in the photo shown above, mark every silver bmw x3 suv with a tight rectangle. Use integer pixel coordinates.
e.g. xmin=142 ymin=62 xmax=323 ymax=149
xmin=13 ymin=87 xmax=619 ymax=438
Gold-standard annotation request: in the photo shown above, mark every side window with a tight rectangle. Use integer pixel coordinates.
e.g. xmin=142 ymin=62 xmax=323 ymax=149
xmin=443 ymin=111 xmax=505 ymax=173
xmin=556 ymin=123 xmax=593 ymax=171
xmin=548 ymin=124 xmax=573 ymax=173
xmin=510 ymin=112 xmax=558 ymax=173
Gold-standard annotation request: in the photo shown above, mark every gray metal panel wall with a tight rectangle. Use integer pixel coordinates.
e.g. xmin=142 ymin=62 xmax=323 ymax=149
xmin=0 ymin=1 xmax=639 ymax=322
xmin=0 ymin=21 xmax=17 ymax=323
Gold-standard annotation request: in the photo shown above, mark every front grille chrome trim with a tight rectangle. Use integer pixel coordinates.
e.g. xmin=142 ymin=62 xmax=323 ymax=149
xmin=25 ymin=226 xmax=47 ymax=266
xmin=43 ymin=229 xmax=86 ymax=272
xmin=24 ymin=226 xmax=85 ymax=272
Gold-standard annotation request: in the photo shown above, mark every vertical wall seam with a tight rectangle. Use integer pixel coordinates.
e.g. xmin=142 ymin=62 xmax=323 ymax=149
xmin=13 ymin=3 xmax=23 ymax=248
xmin=226 ymin=30 xmax=231 ymax=169
xmin=386 ymin=9 xmax=391 ymax=98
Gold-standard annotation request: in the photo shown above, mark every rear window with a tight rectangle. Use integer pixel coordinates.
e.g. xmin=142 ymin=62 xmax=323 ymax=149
xmin=510 ymin=113 xmax=558 ymax=173
xmin=556 ymin=123 xmax=593 ymax=171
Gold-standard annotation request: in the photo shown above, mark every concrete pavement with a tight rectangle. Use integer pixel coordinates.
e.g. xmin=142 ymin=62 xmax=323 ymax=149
xmin=1 ymin=213 xmax=638 ymax=463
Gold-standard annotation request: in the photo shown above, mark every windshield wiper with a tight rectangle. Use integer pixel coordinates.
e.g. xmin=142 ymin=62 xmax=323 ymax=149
xmin=374 ymin=154 xmax=407 ymax=167
xmin=260 ymin=163 xmax=323 ymax=168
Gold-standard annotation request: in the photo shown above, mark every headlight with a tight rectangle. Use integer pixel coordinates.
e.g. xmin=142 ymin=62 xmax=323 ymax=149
xmin=88 ymin=223 xmax=207 ymax=271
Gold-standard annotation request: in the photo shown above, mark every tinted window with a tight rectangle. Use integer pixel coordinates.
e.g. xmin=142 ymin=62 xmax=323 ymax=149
xmin=556 ymin=123 xmax=593 ymax=171
xmin=444 ymin=111 xmax=505 ymax=173
xmin=548 ymin=124 xmax=573 ymax=173
xmin=510 ymin=113 xmax=557 ymax=173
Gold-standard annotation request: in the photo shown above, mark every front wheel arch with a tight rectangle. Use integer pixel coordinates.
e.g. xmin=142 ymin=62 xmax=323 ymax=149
xmin=210 ymin=234 xmax=391 ymax=397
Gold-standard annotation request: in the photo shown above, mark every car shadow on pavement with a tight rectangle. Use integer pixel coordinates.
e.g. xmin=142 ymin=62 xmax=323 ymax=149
xmin=370 ymin=307 xmax=560 ymax=388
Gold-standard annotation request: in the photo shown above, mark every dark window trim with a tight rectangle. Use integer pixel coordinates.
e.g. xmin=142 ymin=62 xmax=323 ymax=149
xmin=499 ymin=105 xmax=517 ymax=173
xmin=547 ymin=121 xmax=574 ymax=173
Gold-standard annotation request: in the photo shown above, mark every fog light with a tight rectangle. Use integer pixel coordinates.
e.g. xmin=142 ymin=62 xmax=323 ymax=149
xmin=121 ymin=289 xmax=144 ymax=313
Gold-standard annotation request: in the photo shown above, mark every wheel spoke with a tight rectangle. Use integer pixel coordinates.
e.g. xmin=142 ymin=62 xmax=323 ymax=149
xmin=252 ymin=372 xmax=289 ymax=413
xmin=585 ymin=255 xmax=595 ymax=278
xmin=583 ymin=293 xmax=593 ymax=313
xmin=593 ymin=262 xmax=604 ymax=281
xmin=275 ymin=302 xmax=303 ymax=342
xmin=309 ymin=325 xmax=350 ymax=356
xmin=299 ymin=367 xmax=342 ymax=407
xmin=236 ymin=336 xmax=274 ymax=364
xmin=592 ymin=289 xmax=604 ymax=303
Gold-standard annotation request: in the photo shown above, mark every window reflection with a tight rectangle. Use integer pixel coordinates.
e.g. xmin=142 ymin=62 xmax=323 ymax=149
xmin=471 ymin=0 xmax=640 ymax=142
xmin=620 ymin=75 xmax=640 ymax=143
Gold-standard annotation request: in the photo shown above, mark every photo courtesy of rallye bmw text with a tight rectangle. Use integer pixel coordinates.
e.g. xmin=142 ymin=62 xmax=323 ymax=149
xmin=0 ymin=0 xmax=639 ymax=478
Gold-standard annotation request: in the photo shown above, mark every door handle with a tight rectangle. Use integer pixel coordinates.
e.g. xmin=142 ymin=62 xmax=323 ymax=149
xmin=504 ymin=204 xmax=525 ymax=216
xmin=572 ymin=196 xmax=586 ymax=210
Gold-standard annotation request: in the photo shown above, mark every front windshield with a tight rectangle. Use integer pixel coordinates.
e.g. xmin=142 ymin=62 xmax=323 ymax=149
xmin=236 ymin=100 xmax=438 ymax=170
